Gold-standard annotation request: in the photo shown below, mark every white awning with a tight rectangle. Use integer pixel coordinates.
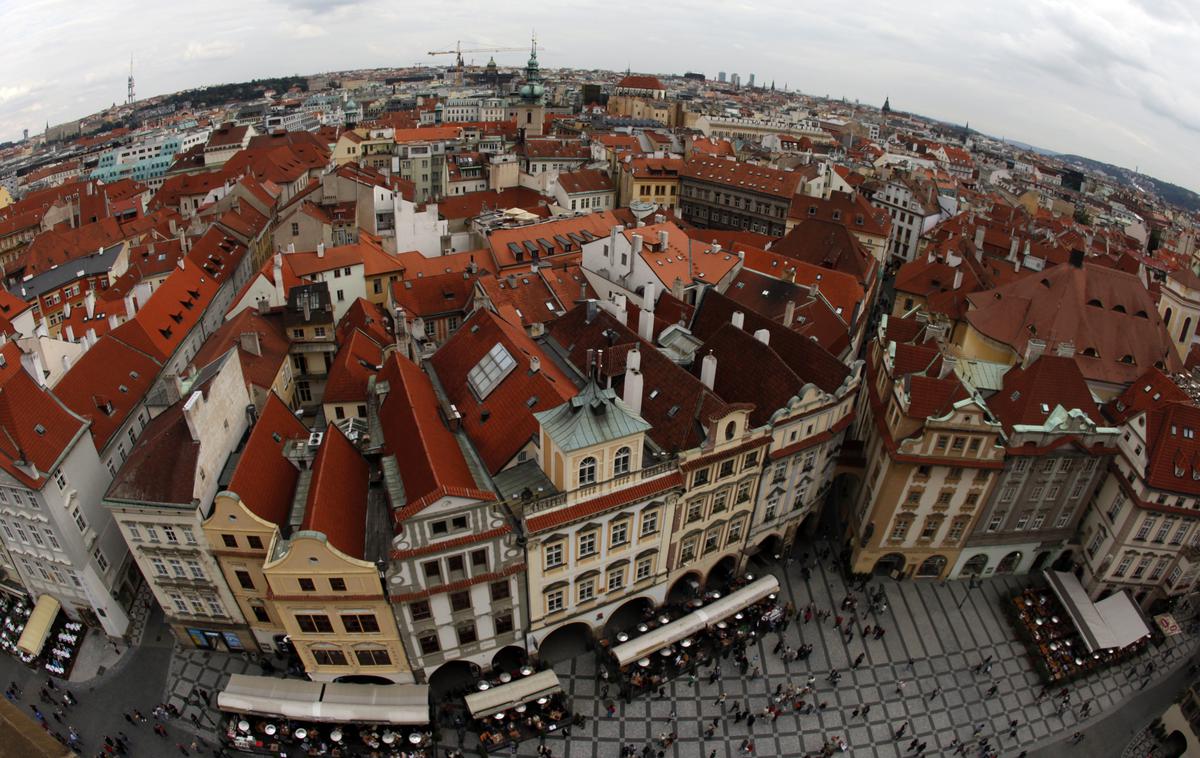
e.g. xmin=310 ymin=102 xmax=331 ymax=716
xmin=1044 ymin=570 xmax=1150 ymax=652
xmin=464 ymin=669 xmax=562 ymax=719
xmin=694 ymin=575 xmax=781 ymax=626
xmin=611 ymin=613 xmax=707 ymax=667
xmin=217 ymin=674 xmax=324 ymax=719
xmin=610 ymin=574 xmax=781 ymax=667
xmin=316 ymin=683 xmax=430 ymax=725
xmin=16 ymin=594 xmax=60 ymax=657
xmin=1095 ymin=592 xmax=1152 ymax=649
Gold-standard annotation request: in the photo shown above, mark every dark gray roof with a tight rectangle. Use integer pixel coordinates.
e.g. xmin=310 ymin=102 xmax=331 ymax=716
xmin=16 ymin=243 xmax=125 ymax=301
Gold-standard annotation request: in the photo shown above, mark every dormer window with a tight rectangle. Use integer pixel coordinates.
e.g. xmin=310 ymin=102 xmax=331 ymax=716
xmin=614 ymin=447 xmax=631 ymax=476
xmin=578 ymin=456 xmax=597 ymax=486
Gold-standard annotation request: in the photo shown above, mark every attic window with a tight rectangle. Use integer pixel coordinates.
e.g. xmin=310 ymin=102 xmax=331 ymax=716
xmin=467 ymin=343 xmax=517 ymax=399
xmin=1040 ymin=403 xmax=1050 ymax=414
xmin=648 ymin=389 xmax=660 ymax=399
xmin=1135 ymin=310 xmax=1148 ymax=319
xmin=1120 ymin=355 xmax=1135 ymax=365
xmin=1082 ymin=347 xmax=1098 ymax=357
xmin=1040 ymin=278 xmax=1051 ymax=288
xmin=1087 ymin=298 xmax=1103 ymax=307
xmin=34 ymin=424 xmax=46 ymax=436
xmin=272 ymin=433 xmax=282 ymax=443
xmin=1112 ymin=305 xmax=1126 ymax=314
xmin=808 ymin=206 xmax=816 ymax=216
xmin=666 ymin=405 xmax=680 ymax=418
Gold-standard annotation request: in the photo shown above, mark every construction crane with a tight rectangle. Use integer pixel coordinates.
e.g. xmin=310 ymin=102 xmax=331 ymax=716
xmin=427 ymin=41 xmax=530 ymax=86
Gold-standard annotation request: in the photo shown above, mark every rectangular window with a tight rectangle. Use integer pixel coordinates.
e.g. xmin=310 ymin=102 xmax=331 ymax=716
xmin=163 ymin=525 xmax=177 ymax=544
xmin=1054 ymin=511 xmax=1072 ymax=529
xmin=409 ymin=601 xmax=432 ymax=621
xmin=312 ymin=649 xmax=347 ymax=666
xmin=490 ymin=580 xmax=510 ymax=602
xmin=693 ymin=468 xmax=710 ymax=487
xmin=355 ymin=649 xmax=392 ymax=666
xmin=727 ymin=519 xmax=744 ymax=544
xmin=545 ymin=543 xmax=564 ymax=568
xmin=704 ymin=528 xmax=721 ymax=554
xmin=247 ymin=535 xmax=262 ymax=550
xmin=235 ymin=571 xmax=255 ymax=590
xmin=295 ymin=614 xmax=334 ymax=633
xmin=686 ymin=500 xmax=703 ymax=523
xmin=718 ymin=459 xmax=735 ymax=478
xmin=578 ymin=578 xmax=595 ymax=603
xmin=221 ymin=534 xmax=236 ymax=548
xmin=712 ymin=491 xmax=729 ymax=513
xmin=1155 ymin=519 xmax=1174 ymax=544
xmin=151 ymin=557 xmax=168 ymax=576
xmin=168 ymin=558 xmax=185 ymax=577
xmin=607 ymin=567 xmax=625 ymax=592
xmin=610 ymin=521 xmax=628 ymax=546
xmin=423 ymin=561 xmax=441 ymax=580
xmin=640 ymin=510 xmax=658 ymax=536
xmin=450 ymin=591 xmax=471 ymax=612
xmin=447 ymin=555 xmax=465 ymax=574
xmin=495 ymin=613 xmax=514 ymax=634
xmin=252 ymin=606 xmax=270 ymax=623
xmin=418 ymin=633 xmax=440 ymax=655
xmin=1135 ymin=516 xmax=1157 ymax=541
xmin=889 ymin=518 xmax=912 ymax=541
xmin=329 ymin=577 xmax=346 ymax=592
xmin=578 ymin=531 xmax=597 ymax=557
xmin=457 ymin=623 xmax=477 ymax=645
xmin=545 ymin=590 xmax=564 ymax=614
xmin=186 ymin=560 xmax=204 ymax=579
xmin=636 ymin=556 xmax=653 ymax=581
xmin=341 ymin=614 xmax=381 ymax=634
xmin=298 ymin=577 xmax=316 ymax=592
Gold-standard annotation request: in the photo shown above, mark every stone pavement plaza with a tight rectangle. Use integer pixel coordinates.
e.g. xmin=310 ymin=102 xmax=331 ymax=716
xmin=460 ymin=553 xmax=1200 ymax=758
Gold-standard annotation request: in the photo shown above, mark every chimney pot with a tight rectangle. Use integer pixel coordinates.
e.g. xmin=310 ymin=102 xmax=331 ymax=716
xmin=731 ymin=311 xmax=745 ymax=330
xmin=700 ymin=351 xmax=718 ymax=390
xmin=753 ymin=328 xmax=771 ymax=345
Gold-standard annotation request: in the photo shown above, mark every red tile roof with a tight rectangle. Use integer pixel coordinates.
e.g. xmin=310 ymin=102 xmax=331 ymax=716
xmin=376 ymin=354 xmax=493 ymax=525
xmin=965 ymin=261 xmax=1180 ymax=387
xmin=52 ymin=336 xmax=160 ymax=451
xmin=437 ymin=187 xmax=547 ymax=221
xmin=301 ymin=425 xmax=369 ymax=559
xmin=682 ymin=156 xmax=803 ymax=199
xmin=616 ymin=75 xmax=666 ymax=91
xmin=1106 ymin=369 xmax=1191 ymax=425
xmin=0 ymin=369 xmax=86 ymax=489
xmin=110 ymin=257 xmax=221 ymax=363
xmin=772 ymin=219 xmax=876 ymax=285
xmin=336 ymin=298 xmax=392 ymax=346
xmin=227 ymin=393 xmax=308 ymax=526
xmin=391 ymin=271 xmax=476 ymax=319
xmin=487 ymin=212 xmax=620 ymax=269
xmin=1144 ymin=402 xmax=1200 ymax=496
xmin=986 ymin=355 xmax=1101 ymax=431
xmin=322 ymin=329 xmax=383 ymax=404
xmin=191 ymin=308 xmax=289 ymax=396
xmin=430 ymin=309 xmax=576 ymax=473
xmin=476 ymin=271 xmax=564 ymax=326
xmin=394 ymin=248 xmax=496 ymax=279
xmin=557 ymin=169 xmax=614 ymax=195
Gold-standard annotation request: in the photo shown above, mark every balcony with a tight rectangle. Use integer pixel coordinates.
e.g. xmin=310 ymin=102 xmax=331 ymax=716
xmin=522 ymin=461 xmax=678 ymax=515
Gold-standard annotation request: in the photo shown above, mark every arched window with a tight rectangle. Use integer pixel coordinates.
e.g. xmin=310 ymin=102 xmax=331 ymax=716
xmin=1181 ymin=318 xmax=1193 ymax=343
xmin=1165 ymin=307 xmax=1174 ymax=327
xmin=724 ymin=421 xmax=737 ymax=441
xmin=578 ymin=456 xmax=597 ymax=486
xmin=613 ymin=447 xmax=631 ymax=476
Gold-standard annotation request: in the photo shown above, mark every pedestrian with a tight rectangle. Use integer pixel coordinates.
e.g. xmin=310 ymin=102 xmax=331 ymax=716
xmin=908 ymin=738 xmax=920 ymax=751
xmin=862 ymin=703 xmax=871 ymax=718
xmin=52 ymin=707 xmax=64 ymax=723
xmin=927 ymin=687 xmax=941 ymax=701
xmin=1070 ymin=731 xmax=1084 ymax=744
xmin=176 ymin=743 xmax=190 ymax=756
xmin=606 ymin=700 xmax=616 ymax=717
xmin=986 ymin=685 xmax=998 ymax=697
xmin=895 ymin=722 xmax=907 ymax=739
xmin=853 ymin=652 xmax=865 ymax=668
xmin=717 ymin=692 xmax=727 ymax=709
xmin=62 ymin=691 xmax=76 ymax=706
xmin=747 ymin=713 xmax=756 ymax=728
xmin=896 ymin=680 xmax=906 ymax=695
xmin=45 ymin=678 xmax=56 ymax=691
xmin=123 ymin=712 xmax=134 ymax=725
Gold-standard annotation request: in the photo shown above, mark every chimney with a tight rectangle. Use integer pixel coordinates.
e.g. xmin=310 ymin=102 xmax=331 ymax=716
xmin=1023 ymin=239 xmax=1031 ymax=258
xmin=84 ymin=290 xmax=96 ymax=318
xmin=287 ymin=243 xmax=295 ymax=254
xmin=529 ymin=355 xmax=541 ymax=373
xmin=939 ymin=353 xmax=958 ymax=379
xmin=638 ymin=282 xmax=656 ymax=342
xmin=654 ymin=213 xmax=665 ymax=224
xmin=239 ymin=331 xmax=262 ymax=356
xmin=671 ymin=277 xmax=685 ymax=300
xmin=1055 ymin=340 xmax=1075 ymax=357
xmin=609 ymin=225 xmax=623 ymax=265
xmin=107 ymin=313 xmax=119 ymax=330
xmin=624 ymin=367 xmax=644 ymax=415
xmin=316 ymin=242 xmax=325 ymax=258
xmin=182 ymin=390 xmax=203 ymax=442
xmin=973 ymin=225 xmax=984 ymax=252
xmin=632 ymin=233 xmax=644 ymax=259
xmin=64 ymin=325 xmax=74 ymax=343
xmin=700 ymin=351 xmax=717 ymax=390
xmin=753 ymin=328 xmax=771 ymax=345
xmin=20 ymin=350 xmax=46 ymax=387
xmin=952 ymin=268 xmax=963 ymax=290
xmin=1008 ymin=236 xmax=1018 ymax=261
xmin=658 ymin=229 xmax=669 ymax=251
xmin=273 ymin=252 xmax=285 ymax=305
xmin=1023 ymin=338 xmax=1046 ymax=367
xmin=627 ymin=344 xmax=641 ymax=373
xmin=62 ymin=302 xmax=71 ymax=320
xmin=585 ymin=300 xmax=598 ymax=324
xmin=1069 ymin=248 xmax=1085 ymax=268
xmin=783 ymin=301 xmax=795 ymax=328
xmin=732 ymin=311 xmax=745 ymax=330
xmin=711 ymin=241 xmax=722 ymax=254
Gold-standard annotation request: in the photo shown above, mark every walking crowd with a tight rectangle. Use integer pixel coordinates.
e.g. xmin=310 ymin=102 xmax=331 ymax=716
xmin=4 ymin=670 xmax=224 ymax=758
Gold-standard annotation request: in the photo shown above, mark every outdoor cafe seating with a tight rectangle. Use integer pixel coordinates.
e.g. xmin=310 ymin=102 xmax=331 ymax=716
xmin=463 ymin=668 xmax=575 ymax=752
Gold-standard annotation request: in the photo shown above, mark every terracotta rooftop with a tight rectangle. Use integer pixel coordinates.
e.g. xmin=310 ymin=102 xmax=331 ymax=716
xmin=300 ymin=425 xmax=369 ymax=560
xmin=227 ymin=392 xmax=308 ymax=527
xmin=682 ymin=156 xmax=803 ymax=199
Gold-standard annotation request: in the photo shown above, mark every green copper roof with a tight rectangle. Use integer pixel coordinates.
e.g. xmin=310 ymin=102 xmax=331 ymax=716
xmin=534 ymin=380 xmax=650 ymax=453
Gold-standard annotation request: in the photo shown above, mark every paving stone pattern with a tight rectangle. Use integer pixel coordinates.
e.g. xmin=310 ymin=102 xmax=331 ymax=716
xmin=430 ymin=552 xmax=1197 ymax=758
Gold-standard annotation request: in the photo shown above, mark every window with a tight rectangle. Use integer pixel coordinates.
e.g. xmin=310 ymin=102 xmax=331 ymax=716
xmin=610 ymin=521 xmax=628 ymax=546
xmin=467 ymin=343 xmax=517 ymax=399
xmin=607 ymin=567 xmax=625 ymax=592
xmin=686 ymin=500 xmax=703 ymax=523
xmin=409 ymin=600 xmax=432 ymax=621
xmin=457 ymin=623 xmax=478 ymax=645
xmin=1108 ymin=494 xmax=1125 ymax=521
xmin=182 ymin=526 xmax=197 ymax=545
xmin=727 ymin=519 xmax=744 ymax=544
xmin=1155 ymin=518 xmax=1174 ymax=544
xmin=356 ymin=648 xmax=392 ymax=666
xmin=495 ymin=613 xmax=514 ymax=634
xmin=170 ymin=593 xmax=188 ymax=613
xmin=418 ymin=633 xmax=440 ymax=655
xmin=1113 ymin=553 xmax=1134 ymax=577
xmin=151 ymin=557 xmax=168 ymax=577
xmin=296 ymin=614 xmax=334 ymax=633
xmin=1135 ymin=516 xmax=1157 ymax=542
xmin=947 ymin=517 xmax=968 ymax=542
xmin=578 ymin=578 xmax=595 ymax=603
xmin=341 ymin=614 xmax=380 ymax=633
xmin=636 ymin=556 xmax=653 ymax=581
xmin=613 ymin=447 xmax=631 ymax=476
xmin=252 ymin=606 xmax=270 ymax=623
xmin=1054 ymin=511 xmax=1072 ymax=529
xmin=423 ymin=561 xmax=441 ymax=580
xmin=545 ymin=543 xmax=564 ymax=569
xmin=641 ymin=510 xmax=658 ymax=536
xmin=1087 ymin=531 xmax=1105 ymax=558
xmin=1131 ymin=556 xmax=1153 ymax=579
xmin=578 ymin=531 xmax=598 ymax=558
xmin=693 ymin=468 xmax=710 ymax=487
xmin=53 ymin=469 xmax=66 ymax=490
xmin=920 ymin=516 xmax=942 ymax=540
xmin=1031 ymin=511 xmax=1047 ymax=530
xmin=298 ymin=577 xmax=316 ymax=592
xmin=711 ymin=492 xmax=728 ymax=514
xmin=1029 ymin=486 xmax=1044 ymax=500
xmin=545 ymin=589 xmax=565 ymax=613
xmin=450 ymin=591 xmax=472 ymax=612
xmin=222 ymin=534 xmax=237 ymax=548
xmin=1172 ymin=522 xmax=1190 ymax=546
xmin=471 ymin=549 xmax=487 ymax=569
xmin=72 ymin=508 xmax=87 ymax=532
xmin=447 ymin=555 xmax=465 ymax=574
xmin=312 ymin=648 xmax=347 ymax=666
xmin=328 ymin=577 xmax=346 ymax=592
xmin=889 ymin=517 xmax=913 ymax=541
xmin=163 ymin=525 xmax=178 ymax=544
xmin=578 ymin=456 xmax=598 ymax=486
xmin=718 ymin=459 xmax=736 ymax=478
xmin=704 ymin=528 xmax=721 ymax=554
xmin=735 ymin=483 xmax=751 ymax=504
xmin=490 ymin=580 xmax=510 ymax=602
xmin=169 ymin=558 xmax=186 ymax=578
xmin=42 ymin=528 xmax=59 ymax=551
xmin=680 ymin=536 xmax=698 ymax=563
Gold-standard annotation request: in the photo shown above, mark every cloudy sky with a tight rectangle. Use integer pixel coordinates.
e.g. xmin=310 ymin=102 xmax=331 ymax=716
xmin=3 ymin=0 xmax=1197 ymax=190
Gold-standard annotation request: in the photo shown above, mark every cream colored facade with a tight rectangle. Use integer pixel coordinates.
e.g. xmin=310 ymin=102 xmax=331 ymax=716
xmin=264 ymin=533 xmax=413 ymax=683
xmin=671 ymin=409 xmax=767 ymax=588
xmin=203 ymin=492 xmax=283 ymax=652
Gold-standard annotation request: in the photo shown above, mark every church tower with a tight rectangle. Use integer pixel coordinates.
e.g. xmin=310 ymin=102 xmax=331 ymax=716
xmin=510 ymin=34 xmax=546 ymax=138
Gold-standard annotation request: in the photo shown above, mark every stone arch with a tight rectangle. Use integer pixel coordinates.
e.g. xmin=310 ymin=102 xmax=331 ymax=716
xmin=705 ymin=554 xmax=739 ymax=590
xmin=537 ymin=622 xmax=595 ymax=664
xmin=961 ymin=553 xmax=989 ymax=576
xmin=667 ymin=572 xmax=702 ymax=605
xmin=490 ymin=645 xmax=529 ymax=674
xmin=996 ymin=551 xmax=1023 ymax=574
xmin=916 ymin=555 xmax=947 ymax=578
xmin=603 ymin=596 xmax=655 ymax=638
xmin=873 ymin=553 xmax=906 ymax=577
xmin=428 ymin=659 xmax=481 ymax=700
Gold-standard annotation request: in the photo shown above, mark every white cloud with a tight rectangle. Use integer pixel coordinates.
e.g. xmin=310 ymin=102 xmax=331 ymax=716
xmin=183 ymin=39 xmax=238 ymax=61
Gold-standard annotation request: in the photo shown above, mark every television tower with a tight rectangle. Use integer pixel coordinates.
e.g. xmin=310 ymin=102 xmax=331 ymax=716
xmin=127 ymin=55 xmax=135 ymax=105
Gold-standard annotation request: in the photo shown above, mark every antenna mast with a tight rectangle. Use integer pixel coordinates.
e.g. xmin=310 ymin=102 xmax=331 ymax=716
xmin=127 ymin=55 xmax=135 ymax=105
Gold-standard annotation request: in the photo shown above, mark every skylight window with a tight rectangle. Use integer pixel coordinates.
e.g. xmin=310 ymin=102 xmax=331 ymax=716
xmin=467 ymin=343 xmax=517 ymax=399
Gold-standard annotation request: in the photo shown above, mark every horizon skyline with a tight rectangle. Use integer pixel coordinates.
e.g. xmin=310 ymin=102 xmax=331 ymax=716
xmin=3 ymin=1 xmax=1197 ymax=195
